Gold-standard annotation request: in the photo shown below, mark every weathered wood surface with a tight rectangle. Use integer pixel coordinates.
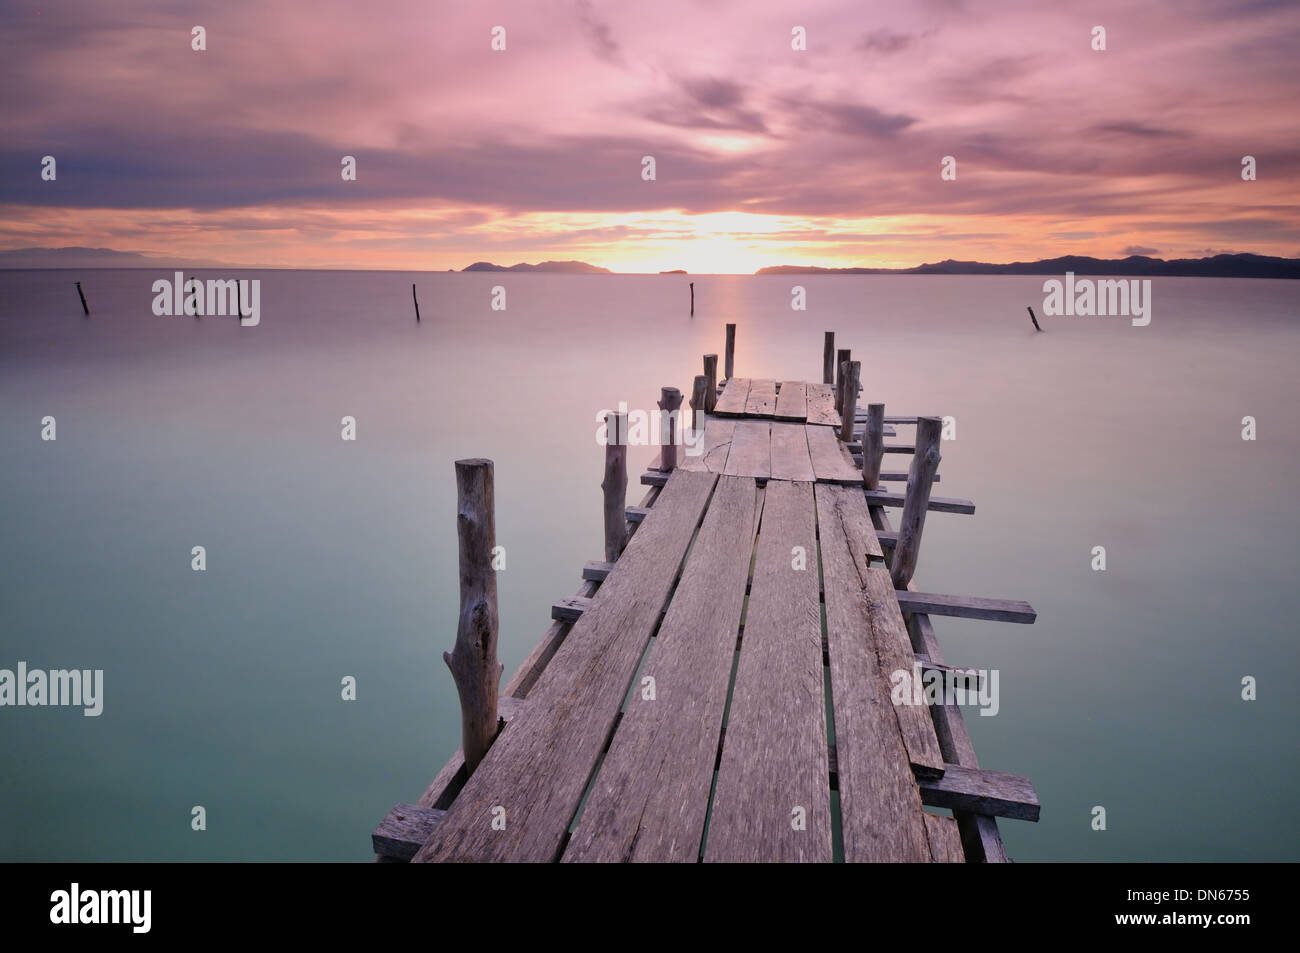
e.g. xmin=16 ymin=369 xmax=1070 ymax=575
xmin=602 ymin=412 xmax=628 ymax=562
xmin=863 ymin=489 xmax=975 ymax=514
xmin=773 ymin=380 xmax=808 ymax=421
xmin=805 ymin=421 xmax=862 ymax=484
xmin=374 ymin=803 xmax=445 ymax=861
xmin=923 ymin=813 xmax=966 ymax=863
xmin=705 ymin=480 xmax=831 ymax=862
xmin=817 ymin=481 xmax=938 ymax=861
xmin=822 ymin=331 xmax=835 ymax=384
xmin=891 ymin=416 xmax=942 ymax=589
xmin=724 ymin=323 xmax=736 ymax=381
xmin=895 ymin=590 xmax=1037 ymax=623
xmin=564 ymin=476 xmax=763 ymax=862
xmin=919 ymin=765 xmax=1041 ymax=821
xmin=703 ymin=354 xmax=719 ymax=413
xmin=804 ymin=382 xmax=839 ymax=428
xmin=744 ymin=379 xmax=778 ymax=417
xmin=723 ymin=419 xmax=772 ymax=480
xmin=712 ymin=377 xmax=750 ymax=417
xmin=413 ymin=470 xmax=719 ymax=862
xmin=840 ymin=361 xmax=860 ymax=443
xmin=769 ymin=422 xmax=815 ymax=482
xmin=862 ymin=403 xmax=885 ymax=491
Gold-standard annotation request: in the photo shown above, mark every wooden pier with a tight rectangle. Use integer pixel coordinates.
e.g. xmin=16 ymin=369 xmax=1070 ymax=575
xmin=373 ymin=329 xmax=1039 ymax=863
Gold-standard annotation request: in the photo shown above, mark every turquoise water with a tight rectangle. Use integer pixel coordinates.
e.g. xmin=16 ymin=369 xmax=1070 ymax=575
xmin=1 ymin=269 xmax=1297 ymax=860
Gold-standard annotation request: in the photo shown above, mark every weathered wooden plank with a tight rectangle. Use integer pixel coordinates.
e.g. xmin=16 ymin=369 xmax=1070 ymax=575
xmin=773 ymin=380 xmax=807 ymax=421
xmin=640 ymin=470 xmax=668 ymax=487
xmin=413 ymin=470 xmax=719 ymax=862
xmin=723 ymin=419 xmax=771 ymax=479
xmin=625 ymin=505 xmax=650 ymax=524
xmin=895 ymin=591 xmax=1037 ymax=624
xmin=811 ymin=482 xmax=884 ymax=559
xmin=769 ymin=421 xmax=815 ymax=482
xmin=712 ymin=377 xmax=750 ymax=417
xmin=693 ymin=417 xmax=734 ymax=473
xmin=373 ymin=804 xmax=446 ymax=861
xmin=705 ymin=480 xmax=830 ymax=862
xmin=863 ymin=489 xmax=975 ymax=514
xmin=817 ymin=483 xmax=943 ymax=862
xmin=744 ymin=378 xmax=778 ymax=417
xmin=923 ymin=813 xmax=966 ymax=863
xmin=564 ymin=476 xmax=763 ymax=862
xmin=581 ymin=560 xmax=614 ymax=582
xmin=804 ymin=422 xmax=862 ymax=484
xmin=918 ymin=765 xmax=1041 ymax=822
xmin=804 ymin=382 xmax=840 ymax=428
xmin=551 ymin=595 xmax=590 ymax=623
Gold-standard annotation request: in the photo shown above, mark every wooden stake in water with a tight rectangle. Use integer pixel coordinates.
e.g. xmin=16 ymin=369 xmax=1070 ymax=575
xmin=834 ymin=348 xmax=851 ymax=414
xmin=413 ymin=283 xmax=421 ymax=323
xmin=602 ymin=412 xmax=629 ymax=562
xmin=703 ymin=354 xmax=719 ymax=413
xmin=658 ymin=386 xmax=684 ymax=472
xmin=823 ymin=331 xmax=835 ymax=384
xmin=862 ymin=403 xmax=885 ymax=491
xmin=839 ymin=361 xmax=860 ymax=443
xmin=891 ymin=417 xmax=942 ymax=589
xmin=689 ymin=281 xmax=695 ymax=316
xmin=690 ymin=374 xmax=708 ymax=433
xmin=1026 ymin=306 xmax=1042 ymax=331
xmin=444 ymin=458 xmax=503 ymax=775
xmin=74 ymin=281 xmax=90 ymax=316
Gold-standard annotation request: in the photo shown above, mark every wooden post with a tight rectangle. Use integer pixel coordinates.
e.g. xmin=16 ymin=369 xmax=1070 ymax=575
xmin=413 ymin=283 xmax=421 ymax=323
xmin=689 ymin=282 xmax=695 ymax=316
xmin=690 ymin=374 xmax=708 ymax=432
xmin=890 ymin=417 xmax=942 ymax=589
xmin=822 ymin=331 xmax=834 ymax=384
xmin=602 ymin=411 xmax=628 ymax=562
xmin=1026 ymin=306 xmax=1042 ymax=331
xmin=834 ymin=348 xmax=851 ymax=414
xmin=658 ymin=386 xmax=683 ymax=471
xmin=839 ymin=361 xmax=860 ymax=443
xmin=703 ymin=354 xmax=718 ymax=412
xmin=75 ymin=281 xmax=90 ymax=316
xmin=443 ymin=459 xmax=503 ymax=775
xmin=724 ymin=323 xmax=736 ymax=381
xmin=862 ymin=403 xmax=885 ymax=490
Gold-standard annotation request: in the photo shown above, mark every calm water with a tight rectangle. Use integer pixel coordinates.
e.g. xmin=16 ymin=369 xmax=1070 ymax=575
xmin=1 ymin=268 xmax=1297 ymax=862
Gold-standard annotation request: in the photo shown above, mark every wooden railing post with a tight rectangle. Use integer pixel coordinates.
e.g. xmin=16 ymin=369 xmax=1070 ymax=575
xmin=834 ymin=348 xmax=851 ymax=414
xmin=840 ymin=361 xmax=860 ymax=443
xmin=823 ymin=331 xmax=835 ymax=384
xmin=703 ymin=354 xmax=719 ymax=412
xmin=658 ymin=386 xmax=683 ymax=471
xmin=443 ymin=459 xmax=503 ymax=775
xmin=724 ymin=323 xmax=736 ymax=382
xmin=862 ymin=403 xmax=885 ymax=490
xmin=602 ymin=411 xmax=628 ymax=562
xmin=890 ymin=416 xmax=943 ymax=589
xmin=690 ymin=374 xmax=708 ymax=432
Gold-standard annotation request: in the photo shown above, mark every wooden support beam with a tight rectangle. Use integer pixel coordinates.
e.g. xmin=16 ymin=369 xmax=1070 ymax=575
xmin=918 ymin=765 xmax=1041 ymax=822
xmin=834 ymin=348 xmax=850 ymax=414
xmin=724 ymin=323 xmax=736 ymax=380
xmin=551 ymin=595 xmax=591 ymax=624
xmin=891 ymin=417 xmax=942 ymax=589
xmin=625 ymin=505 xmax=650 ymax=523
xmin=703 ymin=354 xmax=719 ymax=412
xmin=839 ymin=360 xmax=860 ymax=443
xmin=443 ymin=459 xmax=503 ymax=775
xmin=895 ymin=590 xmax=1037 ymax=624
xmin=689 ymin=374 xmax=708 ymax=432
xmin=373 ymin=803 xmax=446 ymax=861
xmin=658 ymin=386 xmax=683 ymax=471
xmin=411 ymin=283 xmax=421 ymax=323
xmin=75 ymin=281 xmax=90 ymax=316
xmin=862 ymin=402 xmax=885 ymax=490
xmin=822 ymin=331 xmax=835 ymax=384
xmin=640 ymin=470 xmax=668 ymax=487
xmin=863 ymin=490 xmax=973 ymax=514
xmin=602 ymin=411 xmax=629 ymax=562
xmin=581 ymin=560 xmax=614 ymax=582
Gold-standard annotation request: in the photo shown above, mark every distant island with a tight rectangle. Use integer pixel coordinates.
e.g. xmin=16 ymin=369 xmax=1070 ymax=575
xmin=755 ymin=253 xmax=1300 ymax=279
xmin=461 ymin=260 xmax=612 ymax=274
xmin=659 ymin=269 xmax=688 ymax=274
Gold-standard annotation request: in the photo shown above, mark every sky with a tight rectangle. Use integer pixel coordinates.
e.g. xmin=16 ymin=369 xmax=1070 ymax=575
xmin=2 ymin=0 xmax=1298 ymax=273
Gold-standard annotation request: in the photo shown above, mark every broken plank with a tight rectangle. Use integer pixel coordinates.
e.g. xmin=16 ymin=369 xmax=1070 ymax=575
xmin=712 ymin=378 xmax=750 ymax=417
xmin=918 ymin=765 xmax=1041 ymax=822
xmin=744 ymin=379 xmax=778 ymax=417
xmin=769 ymin=421 xmax=815 ymax=482
xmin=564 ymin=476 xmax=764 ymax=862
xmin=923 ymin=813 xmax=967 ymax=863
xmin=895 ymin=591 xmax=1036 ymax=624
xmin=413 ymin=469 xmax=719 ymax=862
xmin=773 ymin=380 xmax=807 ymax=421
xmin=723 ymin=419 xmax=771 ymax=479
xmin=805 ymin=421 xmax=861 ymax=484
xmin=706 ymin=480 xmax=831 ymax=862
xmin=804 ymin=382 xmax=840 ymax=428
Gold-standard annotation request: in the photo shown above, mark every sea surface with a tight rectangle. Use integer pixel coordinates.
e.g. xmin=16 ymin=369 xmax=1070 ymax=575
xmin=1 ymin=268 xmax=1297 ymax=861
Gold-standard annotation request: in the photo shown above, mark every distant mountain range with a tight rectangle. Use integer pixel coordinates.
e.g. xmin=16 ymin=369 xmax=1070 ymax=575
xmin=755 ymin=253 xmax=1300 ymax=279
xmin=0 ymin=246 xmax=228 ymax=269
xmin=461 ymin=260 xmax=612 ymax=274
